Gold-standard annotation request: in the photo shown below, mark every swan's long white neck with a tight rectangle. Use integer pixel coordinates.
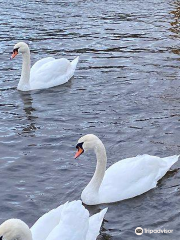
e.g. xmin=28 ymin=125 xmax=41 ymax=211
xmin=17 ymin=48 xmax=31 ymax=90
xmin=85 ymin=140 xmax=107 ymax=193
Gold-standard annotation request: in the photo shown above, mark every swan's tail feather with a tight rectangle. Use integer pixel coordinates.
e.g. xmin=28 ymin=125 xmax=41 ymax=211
xmin=86 ymin=208 xmax=108 ymax=240
xmin=163 ymin=155 xmax=179 ymax=166
xmin=60 ymin=200 xmax=89 ymax=227
xmin=71 ymin=56 xmax=79 ymax=71
xmin=46 ymin=200 xmax=89 ymax=240
xmin=156 ymin=155 xmax=179 ymax=181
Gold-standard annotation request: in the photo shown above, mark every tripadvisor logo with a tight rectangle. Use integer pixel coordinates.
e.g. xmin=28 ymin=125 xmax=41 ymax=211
xmin=135 ymin=227 xmax=173 ymax=235
xmin=135 ymin=227 xmax=143 ymax=235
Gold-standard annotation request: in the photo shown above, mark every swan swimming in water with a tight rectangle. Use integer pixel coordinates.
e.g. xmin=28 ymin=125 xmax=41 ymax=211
xmin=0 ymin=200 xmax=107 ymax=240
xmin=11 ymin=42 xmax=79 ymax=91
xmin=74 ymin=134 xmax=179 ymax=205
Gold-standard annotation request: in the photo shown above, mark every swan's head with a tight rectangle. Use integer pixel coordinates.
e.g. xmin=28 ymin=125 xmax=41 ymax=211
xmin=74 ymin=134 xmax=101 ymax=158
xmin=0 ymin=219 xmax=32 ymax=240
xmin=11 ymin=42 xmax=29 ymax=59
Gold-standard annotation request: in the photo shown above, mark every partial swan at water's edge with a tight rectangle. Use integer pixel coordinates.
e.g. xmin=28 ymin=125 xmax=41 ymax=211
xmin=0 ymin=200 xmax=107 ymax=240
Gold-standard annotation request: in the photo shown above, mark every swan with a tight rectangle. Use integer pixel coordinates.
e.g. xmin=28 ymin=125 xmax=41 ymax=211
xmin=0 ymin=200 xmax=107 ymax=240
xmin=74 ymin=134 xmax=179 ymax=205
xmin=11 ymin=42 xmax=79 ymax=91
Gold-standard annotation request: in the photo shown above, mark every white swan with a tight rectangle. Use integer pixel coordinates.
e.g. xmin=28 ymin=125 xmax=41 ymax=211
xmin=11 ymin=42 xmax=79 ymax=91
xmin=0 ymin=200 xmax=107 ymax=240
xmin=74 ymin=134 xmax=179 ymax=205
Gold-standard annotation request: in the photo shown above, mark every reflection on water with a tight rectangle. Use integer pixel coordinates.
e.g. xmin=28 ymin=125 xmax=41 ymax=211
xmin=1 ymin=0 xmax=180 ymax=239
xmin=169 ymin=1 xmax=180 ymax=56
xmin=18 ymin=91 xmax=37 ymax=135
xmin=170 ymin=1 xmax=180 ymax=36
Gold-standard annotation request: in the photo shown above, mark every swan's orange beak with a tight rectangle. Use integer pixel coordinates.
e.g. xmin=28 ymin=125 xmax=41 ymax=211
xmin=11 ymin=49 xmax=18 ymax=59
xmin=74 ymin=147 xmax=84 ymax=159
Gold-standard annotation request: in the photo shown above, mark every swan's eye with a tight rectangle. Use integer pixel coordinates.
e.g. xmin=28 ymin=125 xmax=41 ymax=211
xmin=13 ymin=48 xmax=19 ymax=54
xmin=11 ymin=47 xmax=19 ymax=59
xmin=76 ymin=142 xmax=84 ymax=150
xmin=75 ymin=142 xmax=84 ymax=159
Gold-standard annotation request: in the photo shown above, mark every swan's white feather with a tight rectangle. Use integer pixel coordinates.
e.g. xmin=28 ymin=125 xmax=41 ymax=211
xmin=30 ymin=57 xmax=55 ymax=76
xmin=31 ymin=203 xmax=65 ymax=240
xmin=45 ymin=200 xmax=89 ymax=240
xmin=86 ymin=208 xmax=108 ymax=240
xmin=99 ymin=154 xmax=179 ymax=203
xmin=29 ymin=57 xmax=77 ymax=90
xmin=30 ymin=200 xmax=106 ymax=240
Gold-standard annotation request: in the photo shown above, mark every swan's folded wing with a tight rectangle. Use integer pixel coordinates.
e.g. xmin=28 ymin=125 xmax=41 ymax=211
xmin=86 ymin=208 xmax=108 ymax=240
xmin=45 ymin=200 xmax=89 ymax=240
xmin=30 ymin=203 xmax=66 ymax=240
xmin=30 ymin=58 xmax=71 ymax=89
xmin=100 ymin=154 xmax=179 ymax=203
xmin=31 ymin=57 xmax=55 ymax=76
